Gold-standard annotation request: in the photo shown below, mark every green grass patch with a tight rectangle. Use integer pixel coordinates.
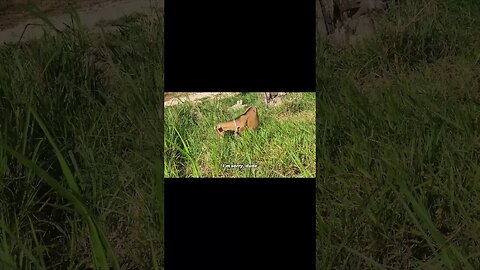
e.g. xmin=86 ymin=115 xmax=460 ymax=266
xmin=317 ymin=0 xmax=480 ymax=269
xmin=0 ymin=9 xmax=164 ymax=269
xmin=164 ymin=92 xmax=316 ymax=178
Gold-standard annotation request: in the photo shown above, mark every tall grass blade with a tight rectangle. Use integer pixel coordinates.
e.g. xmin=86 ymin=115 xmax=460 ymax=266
xmin=171 ymin=127 xmax=201 ymax=177
xmin=27 ymin=5 xmax=61 ymax=33
xmin=0 ymin=139 xmax=113 ymax=269
xmin=0 ymin=109 xmax=120 ymax=269
xmin=153 ymin=159 xmax=164 ymax=241
xmin=395 ymin=180 xmax=473 ymax=269
xmin=29 ymin=108 xmax=80 ymax=194
xmin=291 ymin=152 xmax=313 ymax=178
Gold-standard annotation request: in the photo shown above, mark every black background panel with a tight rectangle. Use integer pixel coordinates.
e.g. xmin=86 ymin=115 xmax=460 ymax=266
xmin=165 ymin=0 xmax=316 ymax=91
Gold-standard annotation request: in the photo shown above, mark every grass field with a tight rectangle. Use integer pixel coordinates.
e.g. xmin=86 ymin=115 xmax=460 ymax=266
xmin=317 ymin=0 xmax=480 ymax=269
xmin=0 ymin=11 xmax=164 ymax=270
xmin=2 ymin=0 xmax=480 ymax=268
xmin=164 ymin=92 xmax=316 ymax=178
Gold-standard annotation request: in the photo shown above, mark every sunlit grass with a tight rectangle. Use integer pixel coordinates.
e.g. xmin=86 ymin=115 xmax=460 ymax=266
xmin=164 ymin=92 xmax=316 ymax=178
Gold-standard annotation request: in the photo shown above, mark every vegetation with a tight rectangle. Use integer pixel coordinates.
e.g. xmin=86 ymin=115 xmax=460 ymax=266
xmin=317 ymin=0 xmax=480 ymax=269
xmin=164 ymin=92 xmax=316 ymax=178
xmin=0 ymin=10 xmax=164 ymax=269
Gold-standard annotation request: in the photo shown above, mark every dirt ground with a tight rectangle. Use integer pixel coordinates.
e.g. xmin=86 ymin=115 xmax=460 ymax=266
xmin=165 ymin=92 xmax=187 ymax=102
xmin=0 ymin=0 xmax=120 ymax=30
xmin=0 ymin=0 xmax=162 ymax=43
xmin=164 ymin=92 xmax=241 ymax=107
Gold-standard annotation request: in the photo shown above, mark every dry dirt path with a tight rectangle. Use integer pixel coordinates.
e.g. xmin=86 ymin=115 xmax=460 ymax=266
xmin=0 ymin=0 xmax=163 ymax=44
xmin=164 ymin=92 xmax=242 ymax=107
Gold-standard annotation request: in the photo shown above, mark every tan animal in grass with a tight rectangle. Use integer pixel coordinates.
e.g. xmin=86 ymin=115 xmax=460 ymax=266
xmin=215 ymin=106 xmax=259 ymax=136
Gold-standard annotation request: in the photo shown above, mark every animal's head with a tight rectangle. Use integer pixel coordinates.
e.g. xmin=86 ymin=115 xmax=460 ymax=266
xmin=215 ymin=124 xmax=225 ymax=136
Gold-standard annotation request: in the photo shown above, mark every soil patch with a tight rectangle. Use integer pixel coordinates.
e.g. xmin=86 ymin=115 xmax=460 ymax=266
xmin=0 ymin=0 xmax=163 ymax=44
xmin=164 ymin=92 xmax=241 ymax=107
xmin=0 ymin=0 xmax=124 ymax=30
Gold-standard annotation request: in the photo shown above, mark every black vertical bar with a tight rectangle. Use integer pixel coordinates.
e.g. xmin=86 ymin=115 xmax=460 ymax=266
xmin=165 ymin=179 xmax=316 ymax=270
xmin=165 ymin=0 xmax=316 ymax=91
xmin=164 ymin=0 xmax=316 ymax=269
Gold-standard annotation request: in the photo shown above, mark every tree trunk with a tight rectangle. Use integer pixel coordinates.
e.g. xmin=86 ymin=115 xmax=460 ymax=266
xmin=317 ymin=0 xmax=388 ymax=47
xmin=263 ymin=92 xmax=287 ymax=106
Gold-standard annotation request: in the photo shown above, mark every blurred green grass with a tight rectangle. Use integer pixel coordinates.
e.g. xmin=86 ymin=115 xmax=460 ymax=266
xmin=0 ymin=9 xmax=164 ymax=269
xmin=317 ymin=0 xmax=480 ymax=269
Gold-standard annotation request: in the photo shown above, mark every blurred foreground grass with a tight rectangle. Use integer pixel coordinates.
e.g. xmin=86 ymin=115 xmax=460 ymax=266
xmin=317 ymin=0 xmax=480 ymax=269
xmin=0 ymin=10 xmax=164 ymax=269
